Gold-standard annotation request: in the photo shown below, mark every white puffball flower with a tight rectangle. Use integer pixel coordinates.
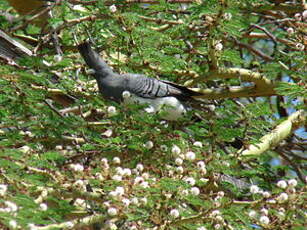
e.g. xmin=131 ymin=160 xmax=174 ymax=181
xmin=175 ymin=158 xmax=183 ymax=166
xmin=223 ymin=12 xmax=232 ymax=20
xmin=70 ymin=163 xmax=84 ymax=172
xmin=210 ymin=210 xmax=220 ymax=217
xmin=101 ymin=158 xmax=108 ymax=165
xmin=260 ymin=208 xmax=268 ymax=216
xmin=287 ymin=27 xmax=294 ymax=34
xmin=197 ymin=227 xmax=207 ymax=230
xmin=197 ymin=161 xmax=205 ymax=169
xmin=109 ymin=4 xmax=117 ymax=13
xmin=39 ymin=203 xmax=48 ymax=211
xmin=171 ymin=145 xmax=181 ymax=155
xmin=122 ymin=90 xmax=131 ymax=99
xmin=115 ymin=167 xmax=124 ymax=175
xmin=142 ymin=172 xmax=150 ymax=180
xmin=248 ymin=210 xmax=257 ymax=218
xmin=250 ymin=185 xmax=260 ymax=194
xmin=115 ymin=186 xmax=125 ymax=196
xmin=144 ymin=141 xmax=154 ymax=149
xmin=185 ymin=151 xmax=196 ymax=161
xmin=107 ymin=106 xmax=117 ymax=116
xmin=214 ymin=224 xmax=221 ymax=229
xmin=140 ymin=197 xmax=148 ymax=205
xmin=215 ymin=43 xmax=223 ymax=51
xmin=112 ymin=175 xmax=122 ymax=181
xmin=160 ymin=145 xmax=168 ymax=151
xmin=122 ymin=198 xmax=130 ymax=207
xmin=107 ymin=207 xmax=118 ymax=216
xmin=5 ymin=201 xmax=18 ymax=212
xmin=0 ymin=184 xmax=8 ymax=196
xmin=123 ymin=168 xmax=132 ymax=177
xmin=259 ymin=215 xmax=270 ymax=225
xmin=288 ymin=179 xmax=297 ymax=188
xmin=184 ymin=177 xmax=196 ymax=186
xmin=176 ymin=166 xmax=184 ymax=174
xmin=131 ymin=197 xmax=139 ymax=206
xmin=193 ymin=141 xmax=203 ymax=148
xmin=140 ymin=181 xmax=149 ymax=188
xmin=277 ymin=180 xmax=287 ymax=189
xmin=9 ymin=220 xmax=18 ymax=229
xmin=136 ymin=164 xmax=144 ymax=172
xmin=277 ymin=192 xmax=288 ymax=203
xmin=66 ymin=221 xmax=74 ymax=228
xmin=262 ymin=191 xmax=271 ymax=198
xmin=296 ymin=43 xmax=305 ymax=51
xmin=170 ymin=209 xmax=180 ymax=218
xmin=134 ymin=176 xmax=144 ymax=184
xmin=113 ymin=157 xmax=121 ymax=164
xmin=190 ymin=187 xmax=200 ymax=196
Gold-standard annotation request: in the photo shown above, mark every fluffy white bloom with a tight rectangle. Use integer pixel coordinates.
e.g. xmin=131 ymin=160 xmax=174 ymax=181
xmin=122 ymin=198 xmax=130 ymax=207
xmin=101 ymin=158 xmax=108 ymax=165
xmin=276 ymin=192 xmax=288 ymax=203
xmin=112 ymin=175 xmax=122 ymax=181
xmin=131 ymin=197 xmax=139 ymax=205
xmin=142 ymin=172 xmax=150 ymax=179
xmin=260 ymin=208 xmax=268 ymax=216
xmin=277 ymin=180 xmax=287 ymax=189
xmin=170 ymin=209 xmax=180 ymax=218
xmin=109 ymin=4 xmax=117 ymax=13
xmin=287 ymin=27 xmax=294 ymax=34
xmin=223 ymin=12 xmax=232 ymax=20
xmin=144 ymin=141 xmax=154 ymax=149
xmin=181 ymin=189 xmax=189 ymax=196
xmin=140 ymin=181 xmax=149 ymax=188
xmin=217 ymin=191 xmax=225 ymax=198
xmin=190 ymin=187 xmax=200 ymax=196
xmin=74 ymin=198 xmax=86 ymax=208
xmin=107 ymin=207 xmax=118 ymax=216
xmin=122 ymin=90 xmax=131 ymax=99
xmin=123 ymin=168 xmax=132 ymax=177
xmin=5 ymin=201 xmax=18 ymax=212
xmin=259 ymin=215 xmax=270 ymax=225
xmin=171 ymin=145 xmax=181 ymax=155
xmin=113 ymin=157 xmax=121 ymax=164
xmin=248 ymin=210 xmax=257 ymax=218
xmin=0 ymin=184 xmax=8 ymax=196
xmin=134 ymin=176 xmax=144 ymax=184
xmin=262 ymin=191 xmax=271 ymax=198
xmin=39 ymin=203 xmax=48 ymax=211
xmin=184 ymin=177 xmax=196 ymax=186
xmin=288 ymin=179 xmax=297 ymax=188
xmin=160 ymin=145 xmax=168 ymax=151
xmin=115 ymin=167 xmax=124 ymax=175
xmin=176 ymin=166 xmax=184 ymax=174
xmin=136 ymin=164 xmax=144 ymax=172
xmin=175 ymin=157 xmax=183 ymax=166
xmin=211 ymin=210 xmax=220 ymax=217
xmin=9 ymin=220 xmax=17 ymax=229
xmin=115 ymin=186 xmax=125 ymax=196
xmin=140 ymin=197 xmax=148 ymax=205
xmin=185 ymin=151 xmax=196 ymax=161
xmin=107 ymin=106 xmax=117 ymax=116
xmin=66 ymin=221 xmax=74 ymax=228
xmin=70 ymin=163 xmax=84 ymax=172
xmin=250 ymin=185 xmax=260 ymax=194
xmin=193 ymin=141 xmax=203 ymax=147
xmin=215 ymin=43 xmax=223 ymax=51
xmin=197 ymin=161 xmax=205 ymax=169
xmin=296 ymin=43 xmax=305 ymax=50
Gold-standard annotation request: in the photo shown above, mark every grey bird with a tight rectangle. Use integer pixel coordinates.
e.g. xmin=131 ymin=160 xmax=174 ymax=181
xmin=78 ymin=41 xmax=203 ymax=120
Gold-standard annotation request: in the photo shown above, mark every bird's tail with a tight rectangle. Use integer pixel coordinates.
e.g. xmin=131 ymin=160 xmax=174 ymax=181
xmin=78 ymin=41 xmax=113 ymax=76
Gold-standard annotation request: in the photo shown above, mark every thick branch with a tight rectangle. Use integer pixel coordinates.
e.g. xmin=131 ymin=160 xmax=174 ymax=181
xmin=240 ymin=110 xmax=306 ymax=156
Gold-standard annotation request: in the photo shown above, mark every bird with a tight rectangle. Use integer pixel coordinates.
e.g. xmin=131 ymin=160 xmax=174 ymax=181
xmin=78 ymin=41 xmax=203 ymax=121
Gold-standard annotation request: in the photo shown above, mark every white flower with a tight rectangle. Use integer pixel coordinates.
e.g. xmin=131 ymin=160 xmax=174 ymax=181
xmin=288 ymin=179 xmax=297 ymax=188
xmin=140 ymin=197 xmax=148 ymax=205
xmin=109 ymin=4 xmax=117 ymax=13
xmin=296 ymin=43 xmax=305 ymax=51
xmin=215 ymin=43 xmax=223 ymax=51
xmin=140 ymin=181 xmax=149 ymax=188
xmin=122 ymin=198 xmax=130 ymax=207
xmin=223 ymin=12 xmax=232 ymax=20
xmin=259 ymin=215 xmax=270 ymax=225
xmin=131 ymin=197 xmax=139 ymax=205
xmin=109 ymin=223 xmax=118 ymax=230
xmin=190 ymin=187 xmax=200 ymax=196
xmin=276 ymin=192 xmax=288 ymax=203
xmin=112 ymin=175 xmax=122 ymax=181
xmin=175 ymin=157 xmax=183 ymax=165
xmin=123 ymin=168 xmax=132 ymax=177
xmin=287 ymin=27 xmax=294 ymax=34
xmin=262 ymin=191 xmax=271 ymax=198
xmin=260 ymin=208 xmax=268 ymax=216
xmin=134 ymin=176 xmax=144 ymax=184
xmin=142 ymin=172 xmax=150 ymax=179
xmin=277 ymin=180 xmax=287 ymax=189
xmin=214 ymin=224 xmax=221 ymax=229
xmin=160 ymin=145 xmax=168 ymax=151
xmin=0 ymin=184 xmax=8 ymax=196
xmin=184 ymin=177 xmax=196 ymax=186
xmin=70 ymin=163 xmax=84 ymax=172
xmin=193 ymin=141 xmax=203 ymax=147
xmin=9 ymin=220 xmax=17 ymax=229
xmin=144 ymin=141 xmax=154 ymax=149
xmin=250 ymin=185 xmax=260 ymax=194
xmin=210 ymin=210 xmax=220 ymax=217
xmin=197 ymin=161 xmax=205 ymax=169
xmin=170 ymin=209 xmax=180 ymax=218
xmin=107 ymin=106 xmax=117 ymax=116
xmin=248 ymin=210 xmax=257 ymax=218
xmin=303 ymin=10 xmax=307 ymax=20
xmin=294 ymin=13 xmax=301 ymax=20
xmin=267 ymin=199 xmax=276 ymax=204
xmin=115 ymin=186 xmax=125 ymax=196
xmin=107 ymin=207 xmax=118 ymax=216
xmin=74 ymin=198 xmax=86 ymax=208
xmin=101 ymin=158 xmax=108 ymax=165
xmin=122 ymin=90 xmax=131 ymax=99
xmin=176 ymin=166 xmax=184 ymax=174
xmin=136 ymin=164 xmax=144 ymax=172
xmin=185 ymin=151 xmax=196 ymax=161
xmin=66 ymin=221 xmax=74 ymax=228
xmin=115 ymin=167 xmax=124 ymax=175
xmin=39 ymin=203 xmax=48 ymax=211
xmin=5 ymin=201 xmax=18 ymax=212
xmin=112 ymin=157 xmax=121 ymax=164
xmin=171 ymin=145 xmax=181 ymax=155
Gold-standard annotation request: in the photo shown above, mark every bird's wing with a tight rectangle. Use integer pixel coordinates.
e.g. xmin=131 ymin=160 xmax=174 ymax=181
xmin=123 ymin=74 xmax=201 ymax=101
